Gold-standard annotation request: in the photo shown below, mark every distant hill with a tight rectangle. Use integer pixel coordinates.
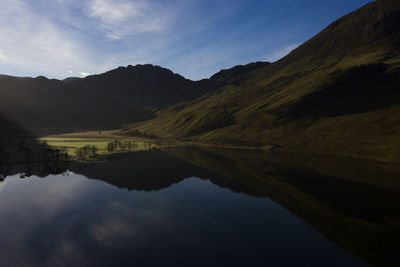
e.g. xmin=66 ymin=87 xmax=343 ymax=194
xmin=123 ymin=0 xmax=400 ymax=162
xmin=0 ymin=65 xmax=220 ymax=135
xmin=67 ymin=64 xmax=220 ymax=109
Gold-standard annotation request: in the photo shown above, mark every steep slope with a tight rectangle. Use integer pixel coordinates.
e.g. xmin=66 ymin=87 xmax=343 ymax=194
xmin=123 ymin=0 xmax=400 ymax=161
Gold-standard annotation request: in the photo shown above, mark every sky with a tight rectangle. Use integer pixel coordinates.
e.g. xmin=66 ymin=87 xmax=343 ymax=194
xmin=0 ymin=0 xmax=372 ymax=80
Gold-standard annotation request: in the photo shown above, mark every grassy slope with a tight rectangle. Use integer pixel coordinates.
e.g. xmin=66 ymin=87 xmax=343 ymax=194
xmin=123 ymin=0 xmax=400 ymax=162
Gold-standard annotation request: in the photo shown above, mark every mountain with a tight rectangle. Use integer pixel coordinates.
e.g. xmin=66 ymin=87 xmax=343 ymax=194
xmin=68 ymin=64 xmax=216 ymax=109
xmin=0 ymin=74 xmax=148 ymax=134
xmin=0 ymin=58 xmax=267 ymax=135
xmin=122 ymin=0 xmax=400 ymax=162
xmin=0 ymin=0 xmax=399 ymax=161
xmin=0 ymin=65 xmax=218 ymax=135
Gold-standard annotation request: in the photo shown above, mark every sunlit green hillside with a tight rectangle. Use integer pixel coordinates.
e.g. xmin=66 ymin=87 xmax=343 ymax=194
xmin=122 ymin=0 xmax=400 ymax=162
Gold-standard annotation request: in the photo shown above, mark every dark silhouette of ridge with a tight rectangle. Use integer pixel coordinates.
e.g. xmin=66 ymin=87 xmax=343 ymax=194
xmin=67 ymin=64 xmax=214 ymax=109
xmin=0 ymin=64 xmax=222 ymax=135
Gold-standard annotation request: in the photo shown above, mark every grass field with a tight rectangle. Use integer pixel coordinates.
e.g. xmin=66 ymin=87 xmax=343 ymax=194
xmin=40 ymin=137 xmax=155 ymax=158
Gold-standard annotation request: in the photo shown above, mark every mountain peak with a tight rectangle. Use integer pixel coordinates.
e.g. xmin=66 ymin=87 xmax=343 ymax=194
xmin=277 ymin=0 xmax=400 ymax=69
xmin=35 ymin=75 xmax=49 ymax=80
xmin=101 ymin=64 xmax=182 ymax=80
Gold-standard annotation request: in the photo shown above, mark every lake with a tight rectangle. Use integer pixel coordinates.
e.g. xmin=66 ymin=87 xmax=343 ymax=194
xmin=0 ymin=148 xmax=399 ymax=267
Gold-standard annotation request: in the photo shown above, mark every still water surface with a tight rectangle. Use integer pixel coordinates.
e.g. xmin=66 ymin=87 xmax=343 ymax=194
xmin=0 ymin=148 xmax=399 ymax=267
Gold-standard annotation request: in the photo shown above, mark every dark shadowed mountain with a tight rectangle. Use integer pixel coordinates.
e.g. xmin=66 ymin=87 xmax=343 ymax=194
xmin=0 ymin=59 xmax=265 ymax=135
xmin=0 ymin=65 xmax=220 ymax=135
xmin=124 ymin=0 xmax=400 ymax=162
xmin=0 ymin=74 xmax=152 ymax=134
xmin=68 ymin=64 xmax=216 ymax=109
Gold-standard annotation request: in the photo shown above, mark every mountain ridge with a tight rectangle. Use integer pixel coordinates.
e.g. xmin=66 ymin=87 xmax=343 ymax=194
xmin=0 ymin=0 xmax=399 ymax=161
xmin=121 ymin=0 xmax=400 ymax=162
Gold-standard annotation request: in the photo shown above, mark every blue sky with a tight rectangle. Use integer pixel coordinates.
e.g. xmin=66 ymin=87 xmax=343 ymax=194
xmin=0 ymin=0 xmax=371 ymax=80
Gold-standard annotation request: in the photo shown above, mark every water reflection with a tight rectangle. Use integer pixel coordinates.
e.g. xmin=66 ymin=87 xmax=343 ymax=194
xmin=0 ymin=160 xmax=68 ymax=180
xmin=0 ymin=148 xmax=399 ymax=267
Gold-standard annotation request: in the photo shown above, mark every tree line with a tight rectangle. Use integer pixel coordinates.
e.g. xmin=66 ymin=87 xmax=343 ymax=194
xmin=74 ymin=140 xmax=154 ymax=161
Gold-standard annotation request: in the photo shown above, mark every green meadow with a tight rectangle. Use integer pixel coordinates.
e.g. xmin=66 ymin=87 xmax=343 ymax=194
xmin=39 ymin=137 xmax=155 ymax=158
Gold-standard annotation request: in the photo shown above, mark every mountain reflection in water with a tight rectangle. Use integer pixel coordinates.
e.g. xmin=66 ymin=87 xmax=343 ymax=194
xmin=0 ymin=148 xmax=399 ymax=267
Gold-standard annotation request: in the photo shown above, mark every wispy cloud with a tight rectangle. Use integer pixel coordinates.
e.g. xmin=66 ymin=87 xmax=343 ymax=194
xmin=0 ymin=0 xmax=179 ymax=78
xmin=86 ymin=0 xmax=170 ymax=40
xmin=88 ymin=0 xmax=141 ymax=23
xmin=0 ymin=0 xmax=312 ymax=80
xmin=265 ymin=44 xmax=300 ymax=62
xmin=0 ymin=0 xmax=93 ymax=77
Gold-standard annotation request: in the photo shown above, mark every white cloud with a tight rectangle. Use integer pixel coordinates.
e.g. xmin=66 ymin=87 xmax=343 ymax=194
xmin=265 ymin=43 xmax=300 ymax=62
xmin=0 ymin=0 xmax=271 ymax=80
xmin=0 ymin=0 xmax=176 ymax=78
xmin=88 ymin=0 xmax=141 ymax=23
xmin=0 ymin=0 xmax=94 ymax=78
xmin=79 ymin=72 xmax=90 ymax=77
xmin=86 ymin=0 xmax=169 ymax=40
